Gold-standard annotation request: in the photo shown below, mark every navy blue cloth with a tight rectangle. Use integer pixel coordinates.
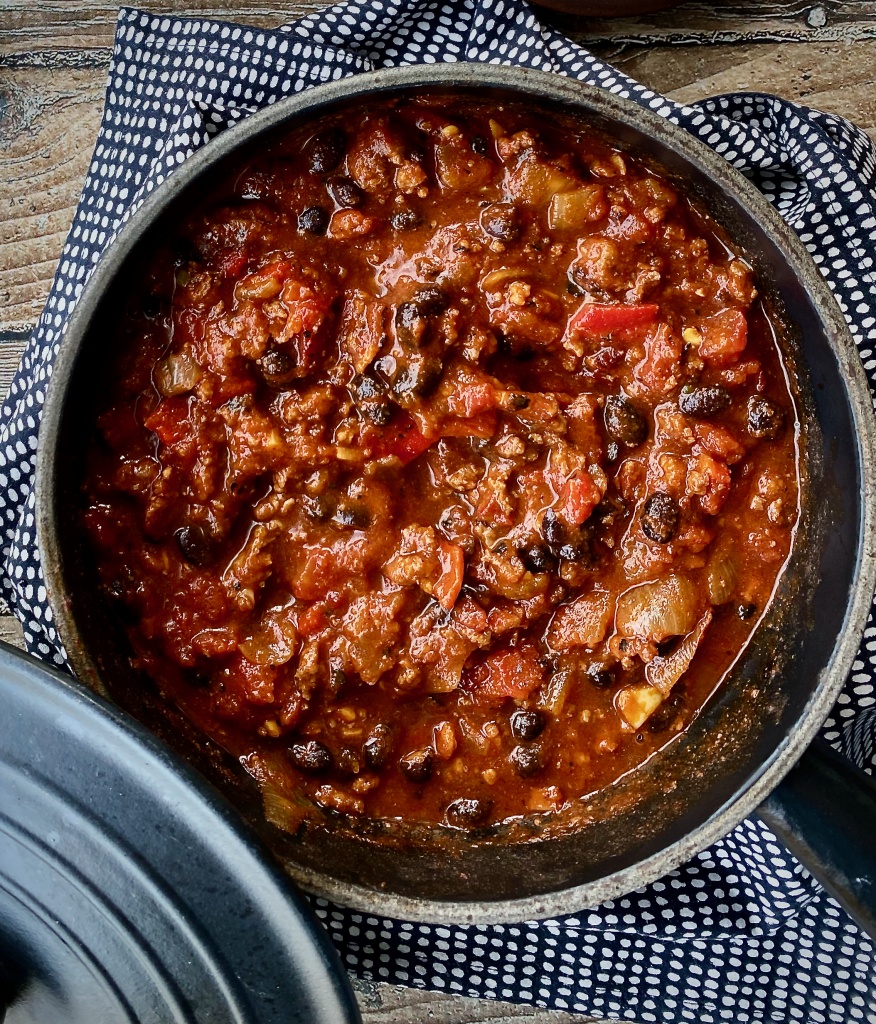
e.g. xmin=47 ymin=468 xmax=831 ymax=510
xmin=2 ymin=3 xmax=875 ymax=1020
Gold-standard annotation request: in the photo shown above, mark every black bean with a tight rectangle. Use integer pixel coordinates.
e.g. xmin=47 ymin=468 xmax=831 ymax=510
xmin=480 ymin=202 xmax=521 ymax=241
xmin=541 ymin=508 xmax=566 ymax=551
xmin=353 ymin=373 xmax=385 ymax=400
xmin=297 ymin=205 xmax=329 ymax=234
xmin=446 ymin=797 xmax=491 ymax=827
xmin=363 ymin=724 xmax=393 ymax=770
xmin=395 ymin=302 xmax=428 ymax=349
xmin=390 ymin=207 xmax=421 ymax=231
xmin=364 ymin=401 xmax=392 ymax=426
xmin=604 ymin=394 xmax=648 ymax=447
xmin=558 ymin=537 xmax=593 ymax=564
xmin=305 ymin=128 xmax=345 ymax=174
xmin=747 ymin=396 xmax=784 ymax=439
xmin=399 ymin=747 xmax=434 ymax=783
xmin=329 ymin=668 xmax=347 ymax=695
xmin=510 ymin=708 xmax=546 ymax=741
xmin=175 ymin=524 xmax=214 ymax=567
xmin=509 ymin=744 xmax=543 ymax=778
xmin=517 ymin=543 xmax=557 ymax=574
xmin=333 ymin=502 xmax=370 ymax=529
xmin=290 ymin=739 xmax=333 ymax=773
xmin=327 ymin=175 xmax=363 ymax=209
xmin=647 ymin=691 xmax=686 ymax=733
xmin=258 ymin=348 xmax=297 ymax=386
xmin=336 ymin=748 xmax=360 ymax=776
xmin=302 ymin=494 xmax=332 ymax=521
xmin=737 ymin=602 xmax=756 ymax=620
xmin=678 ymin=385 xmax=731 ymax=418
xmin=470 ymin=134 xmax=489 ymax=155
xmin=586 ymin=663 xmax=615 ymax=689
xmin=641 ymin=492 xmax=679 ymax=544
xmin=390 ymin=354 xmax=443 ymax=398
xmin=413 ymin=285 xmax=449 ymax=318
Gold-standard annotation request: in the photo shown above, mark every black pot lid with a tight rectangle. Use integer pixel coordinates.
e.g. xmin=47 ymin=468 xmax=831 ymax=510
xmin=0 ymin=641 xmax=360 ymax=1024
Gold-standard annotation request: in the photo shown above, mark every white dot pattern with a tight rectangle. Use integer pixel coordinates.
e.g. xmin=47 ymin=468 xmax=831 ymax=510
xmin=2 ymin=3 xmax=875 ymax=1020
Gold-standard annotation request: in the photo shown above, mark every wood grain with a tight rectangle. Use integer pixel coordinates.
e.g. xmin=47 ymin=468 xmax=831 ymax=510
xmin=3 ymin=0 xmax=876 ymax=58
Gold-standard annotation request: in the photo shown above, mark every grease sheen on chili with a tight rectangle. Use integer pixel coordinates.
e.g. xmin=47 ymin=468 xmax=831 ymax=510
xmin=83 ymin=94 xmax=799 ymax=834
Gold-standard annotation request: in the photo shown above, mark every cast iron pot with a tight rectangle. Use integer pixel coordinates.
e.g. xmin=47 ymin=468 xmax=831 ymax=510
xmin=36 ymin=64 xmax=876 ymax=930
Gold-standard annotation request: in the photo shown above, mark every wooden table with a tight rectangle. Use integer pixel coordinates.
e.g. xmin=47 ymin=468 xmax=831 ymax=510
xmin=1 ymin=2 xmax=873 ymax=1020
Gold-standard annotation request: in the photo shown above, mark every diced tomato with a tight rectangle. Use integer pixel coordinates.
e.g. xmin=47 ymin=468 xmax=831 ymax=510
xmin=558 ymin=471 xmax=601 ymax=526
xmin=475 ymin=489 xmax=513 ymax=527
xmin=433 ymin=541 xmax=465 ymax=610
xmin=466 ymin=644 xmax=544 ymax=703
xmin=446 ymin=381 xmax=498 ymax=419
xmin=698 ymin=309 xmax=748 ymax=367
xmin=693 ymin=423 xmax=745 ymax=465
xmin=297 ymin=603 xmax=328 ymax=637
xmin=439 ymin=411 xmax=498 ymax=439
xmin=143 ymin=396 xmax=192 ymax=445
xmin=369 ymin=413 xmax=438 ymax=464
xmin=219 ymin=250 xmax=248 ymax=278
xmin=686 ymin=452 xmax=731 ymax=515
xmin=634 ymin=323 xmax=683 ymax=394
xmin=453 ymin=595 xmax=489 ymax=633
xmin=223 ymin=653 xmax=277 ymax=705
xmin=292 ymin=547 xmax=338 ymax=602
xmin=280 ymin=279 xmax=332 ymax=336
xmin=570 ymin=302 xmax=659 ymax=336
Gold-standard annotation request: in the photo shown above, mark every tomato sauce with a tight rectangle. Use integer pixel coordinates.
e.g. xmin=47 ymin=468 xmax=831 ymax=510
xmin=82 ymin=94 xmax=799 ymax=834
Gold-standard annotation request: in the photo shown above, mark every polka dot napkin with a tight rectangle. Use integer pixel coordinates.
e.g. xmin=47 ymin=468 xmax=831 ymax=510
xmin=2 ymin=2 xmax=875 ymax=1021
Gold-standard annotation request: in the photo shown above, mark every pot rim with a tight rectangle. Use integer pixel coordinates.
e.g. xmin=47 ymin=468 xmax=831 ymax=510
xmin=36 ymin=62 xmax=876 ymax=925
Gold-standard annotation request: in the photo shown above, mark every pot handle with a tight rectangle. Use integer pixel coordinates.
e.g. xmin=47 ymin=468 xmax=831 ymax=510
xmin=757 ymin=738 xmax=876 ymax=941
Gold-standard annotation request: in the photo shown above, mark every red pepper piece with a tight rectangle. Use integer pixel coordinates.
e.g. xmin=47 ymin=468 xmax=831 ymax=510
xmin=370 ymin=413 xmax=438 ymax=465
xmin=570 ymin=302 xmax=660 ymax=335
xmin=433 ymin=540 xmax=465 ymax=611
xmin=143 ymin=396 xmax=192 ymax=445
xmin=698 ymin=309 xmax=748 ymax=366
xmin=466 ymin=644 xmax=544 ymax=703
xmin=559 ymin=471 xmax=601 ymax=527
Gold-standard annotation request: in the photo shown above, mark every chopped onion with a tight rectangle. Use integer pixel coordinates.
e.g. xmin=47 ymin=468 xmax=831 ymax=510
xmin=238 ymin=613 xmax=298 ymax=666
xmin=538 ymin=667 xmax=574 ymax=715
xmin=155 ymin=351 xmax=202 ymax=396
xmin=646 ymin=608 xmax=713 ymax=697
xmin=548 ymin=185 xmax=607 ymax=231
xmin=262 ymin=785 xmax=309 ymax=833
xmin=706 ymin=552 xmax=738 ymax=605
xmin=615 ymin=574 xmax=700 ymax=643
xmin=481 ymin=267 xmax=526 ymax=292
xmin=616 ymin=683 xmax=664 ymax=730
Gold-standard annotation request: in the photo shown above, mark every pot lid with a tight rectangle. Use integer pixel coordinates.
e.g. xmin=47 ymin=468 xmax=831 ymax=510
xmin=0 ymin=641 xmax=360 ymax=1024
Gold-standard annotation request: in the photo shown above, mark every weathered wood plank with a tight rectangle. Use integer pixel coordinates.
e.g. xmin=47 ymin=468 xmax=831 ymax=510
xmin=611 ymin=39 xmax=876 ymax=138
xmin=544 ymin=0 xmax=876 ymax=45
xmin=0 ymin=66 xmax=106 ymax=331
xmin=0 ymin=615 xmax=24 ymax=649
xmin=1 ymin=333 xmax=28 ymax=396
xmin=3 ymin=0 xmax=876 ymax=57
